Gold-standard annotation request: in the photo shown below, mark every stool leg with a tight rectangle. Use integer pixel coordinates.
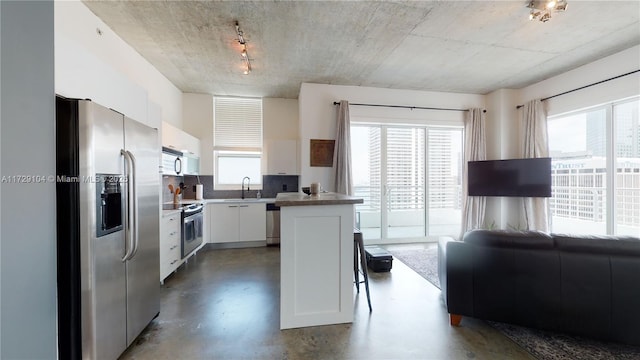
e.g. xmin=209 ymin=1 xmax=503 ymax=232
xmin=353 ymin=239 xmax=360 ymax=293
xmin=357 ymin=237 xmax=372 ymax=312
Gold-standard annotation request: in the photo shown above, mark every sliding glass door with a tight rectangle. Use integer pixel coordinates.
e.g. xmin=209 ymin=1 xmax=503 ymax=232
xmin=352 ymin=124 xmax=463 ymax=244
xmin=386 ymin=127 xmax=426 ymax=239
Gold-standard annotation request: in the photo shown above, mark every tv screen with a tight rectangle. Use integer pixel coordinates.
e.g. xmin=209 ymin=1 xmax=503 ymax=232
xmin=468 ymin=158 xmax=552 ymax=197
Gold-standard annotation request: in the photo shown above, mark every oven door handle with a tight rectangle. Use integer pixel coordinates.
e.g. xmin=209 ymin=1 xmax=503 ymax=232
xmin=121 ymin=150 xmax=138 ymax=261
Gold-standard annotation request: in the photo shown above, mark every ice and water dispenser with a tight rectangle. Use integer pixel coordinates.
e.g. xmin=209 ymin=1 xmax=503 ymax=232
xmin=96 ymin=173 xmax=124 ymax=237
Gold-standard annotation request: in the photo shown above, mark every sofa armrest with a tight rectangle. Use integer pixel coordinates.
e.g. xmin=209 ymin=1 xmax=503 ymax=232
xmin=437 ymin=237 xmax=451 ymax=295
xmin=442 ymin=238 xmax=474 ymax=317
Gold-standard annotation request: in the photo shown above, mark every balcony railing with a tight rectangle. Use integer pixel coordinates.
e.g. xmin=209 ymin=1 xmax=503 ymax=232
xmin=353 ymin=184 xmax=462 ymax=211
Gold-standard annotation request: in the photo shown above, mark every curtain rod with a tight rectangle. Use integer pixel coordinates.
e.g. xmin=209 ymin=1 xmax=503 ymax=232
xmin=516 ymin=69 xmax=640 ymax=109
xmin=333 ymin=101 xmax=486 ymax=113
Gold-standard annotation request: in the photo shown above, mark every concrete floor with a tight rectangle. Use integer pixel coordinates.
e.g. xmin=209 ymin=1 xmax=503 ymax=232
xmin=121 ymin=246 xmax=535 ymax=360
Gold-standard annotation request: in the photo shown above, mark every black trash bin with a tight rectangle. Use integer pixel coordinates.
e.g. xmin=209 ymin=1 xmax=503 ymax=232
xmin=364 ymin=246 xmax=393 ymax=272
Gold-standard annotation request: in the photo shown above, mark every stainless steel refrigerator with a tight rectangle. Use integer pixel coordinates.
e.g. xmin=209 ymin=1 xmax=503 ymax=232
xmin=56 ymin=96 xmax=160 ymax=359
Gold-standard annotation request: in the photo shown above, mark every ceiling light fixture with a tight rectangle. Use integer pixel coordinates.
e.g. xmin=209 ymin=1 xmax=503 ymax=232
xmin=235 ymin=21 xmax=251 ymax=75
xmin=527 ymin=0 xmax=567 ymax=22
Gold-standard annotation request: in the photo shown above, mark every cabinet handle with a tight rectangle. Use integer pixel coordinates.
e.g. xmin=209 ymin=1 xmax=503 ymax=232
xmin=239 ymin=205 xmax=249 ymax=208
xmin=228 ymin=205 xmax=238 ymax=208
xmin=169 ymin=218 xmax=174 ymax=221
xmin=170 ymin=245 xmax=177 ymax=250
xmin=170 ymin=260 xmax=178 ymax=265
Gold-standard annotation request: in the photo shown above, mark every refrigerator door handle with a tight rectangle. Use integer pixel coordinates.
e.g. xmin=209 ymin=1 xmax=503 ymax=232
xmin=127 ymin=150 xmax=139 ymax=259
xmin=121 ymin=150 xmax=136 ymax=262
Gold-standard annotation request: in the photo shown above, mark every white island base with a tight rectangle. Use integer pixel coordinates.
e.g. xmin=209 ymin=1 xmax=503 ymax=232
xmin=277 ymin=193 xmax=362 ymax=330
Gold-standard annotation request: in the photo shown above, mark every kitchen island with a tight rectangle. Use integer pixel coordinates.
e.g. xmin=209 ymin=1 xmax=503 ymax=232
xmin=275 ymin=192 xmax=363 ymax=330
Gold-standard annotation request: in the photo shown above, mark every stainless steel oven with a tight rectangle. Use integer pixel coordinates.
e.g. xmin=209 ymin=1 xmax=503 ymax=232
xmin=182 ymin=203 xmax=203 ymax=258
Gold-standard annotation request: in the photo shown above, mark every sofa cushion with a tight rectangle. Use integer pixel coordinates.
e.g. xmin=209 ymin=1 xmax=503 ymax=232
xmin=553 ymin=234 xmax=640 ymax=256
xmin=463 ymin=229 xmax=554 ymax=249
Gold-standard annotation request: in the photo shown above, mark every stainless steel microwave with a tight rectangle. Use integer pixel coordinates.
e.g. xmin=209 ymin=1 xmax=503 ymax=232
xmin=162 ymin=147 xmax=183 ymax=176
xmin=162 ymin=147 xmax=199 ymax=176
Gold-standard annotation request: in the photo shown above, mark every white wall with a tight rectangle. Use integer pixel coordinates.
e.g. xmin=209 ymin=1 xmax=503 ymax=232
xmin=1 ymin=1 xmax=57 ymax=357
xmin=54 ymin=1 xmax=183 ymax=129
xmin=484 ymin=89 xmax=522 ymax=229
xmin=298 ymin=83 xmax=485 ymax=191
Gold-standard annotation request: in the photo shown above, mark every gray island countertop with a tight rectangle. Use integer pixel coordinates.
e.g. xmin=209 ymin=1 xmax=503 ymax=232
xmin=275 ymin=192 xmax=363 ymax=207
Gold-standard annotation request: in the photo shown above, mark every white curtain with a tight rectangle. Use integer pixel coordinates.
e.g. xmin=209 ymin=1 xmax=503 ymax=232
xmin=333 ymin=100 xmax=353 ymax=195
xmin=460 ymin=108 xmax=487 ymax=239
xmin=522 ymin=99 xmax=550 ymax=232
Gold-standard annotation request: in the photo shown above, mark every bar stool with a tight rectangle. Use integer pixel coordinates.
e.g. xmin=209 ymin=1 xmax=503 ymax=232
xmin=354 ymin=229 xmax=372 ymax=312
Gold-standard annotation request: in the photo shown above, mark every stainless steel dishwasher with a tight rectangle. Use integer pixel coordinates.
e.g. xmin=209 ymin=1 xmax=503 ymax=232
xmin=266 ymin=203 xmax=280 ymax=245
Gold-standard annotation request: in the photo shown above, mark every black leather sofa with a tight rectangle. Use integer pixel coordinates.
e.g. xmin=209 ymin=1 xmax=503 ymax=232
xmin=438 ymin=230 xmax=640 ymax=346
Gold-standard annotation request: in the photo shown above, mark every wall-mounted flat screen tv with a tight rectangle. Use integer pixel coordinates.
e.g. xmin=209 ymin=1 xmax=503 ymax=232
xmin=468 ymin=158 xmax=552 ymax=197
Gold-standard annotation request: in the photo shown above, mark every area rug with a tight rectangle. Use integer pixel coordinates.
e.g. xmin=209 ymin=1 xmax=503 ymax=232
xmin=386 ymin=245 xmax=440 ymax=289
xmin=386 ymin=244 xmax=640 ymax=360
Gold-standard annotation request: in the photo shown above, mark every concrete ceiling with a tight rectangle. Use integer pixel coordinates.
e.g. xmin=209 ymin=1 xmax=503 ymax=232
xmin=82 ymin=1 xmax=640 ymax=99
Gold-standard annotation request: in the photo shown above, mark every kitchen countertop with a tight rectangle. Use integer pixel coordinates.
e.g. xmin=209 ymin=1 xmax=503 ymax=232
xmin=275 ymin=192 xmax=363 ymax=207
xmin=178 ymin=198 xmax=276 ymax=205
xmin=162 ymin=209 xmax=182 ymax=217
xmin=162 ymin=197 xmax=277 ymax=215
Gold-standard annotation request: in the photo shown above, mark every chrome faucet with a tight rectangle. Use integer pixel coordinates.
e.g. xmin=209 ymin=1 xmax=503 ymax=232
xmin=241 ymin=176 xmax=250 ymax=199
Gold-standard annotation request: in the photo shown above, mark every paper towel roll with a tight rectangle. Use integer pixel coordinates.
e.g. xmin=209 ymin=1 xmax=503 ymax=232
xmin=195 ymin=184 xmax=203 ymax=200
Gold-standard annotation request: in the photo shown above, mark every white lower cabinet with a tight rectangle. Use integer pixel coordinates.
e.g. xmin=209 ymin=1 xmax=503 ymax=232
xmin=160 ymin=212 xmax=182 ymax=283
xmin=209 ymin=203 xmax=266 ymax=243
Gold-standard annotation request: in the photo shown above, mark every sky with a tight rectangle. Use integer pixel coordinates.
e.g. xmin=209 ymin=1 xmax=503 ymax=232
xmin=548 ymin=113 xmax=588 ymax=153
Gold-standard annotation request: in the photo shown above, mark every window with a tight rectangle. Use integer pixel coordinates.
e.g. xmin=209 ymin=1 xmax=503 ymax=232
xmin=351 ymin=124 xmax=463 ymax=243
xmin=548 ymin=97 xmax=640 ymax=236
xmin=213 ymin=97 xmax=263 ymax=189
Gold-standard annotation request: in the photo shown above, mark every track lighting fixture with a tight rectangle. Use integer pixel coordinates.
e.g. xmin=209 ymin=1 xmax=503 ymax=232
xmin=527 ymin=0 xmax=567 ymax=22
xmin=235 ymin=21 xmax=252 ymax=75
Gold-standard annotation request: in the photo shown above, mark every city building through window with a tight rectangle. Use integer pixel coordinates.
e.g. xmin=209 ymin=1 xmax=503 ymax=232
xmin=548 ymin=97 xmax=640 ymax=236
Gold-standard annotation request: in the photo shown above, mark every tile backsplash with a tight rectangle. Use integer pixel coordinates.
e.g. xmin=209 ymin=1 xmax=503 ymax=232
xmin=262 ymin=175 xmax=299 ymax=198
xmin=169 ymin=174 xmax=300 ymax=200
xmin=183 ymin=175 xmax=214 ymax=199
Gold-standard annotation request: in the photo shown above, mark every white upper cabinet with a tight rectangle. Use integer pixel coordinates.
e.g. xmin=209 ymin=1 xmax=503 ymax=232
xmin=266 ymin=139 xmax=298 ymax=175
xmin=162 ymin=121 xmax=201 ymax=156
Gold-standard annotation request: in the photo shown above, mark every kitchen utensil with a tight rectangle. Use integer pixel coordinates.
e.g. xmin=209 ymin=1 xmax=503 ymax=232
xmin=173 ymin=187 xmax=181 ymax=204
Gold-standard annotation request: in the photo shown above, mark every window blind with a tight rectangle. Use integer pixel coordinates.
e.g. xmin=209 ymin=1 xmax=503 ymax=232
xmin=214 ymin=97 xmax=263 ymax=151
